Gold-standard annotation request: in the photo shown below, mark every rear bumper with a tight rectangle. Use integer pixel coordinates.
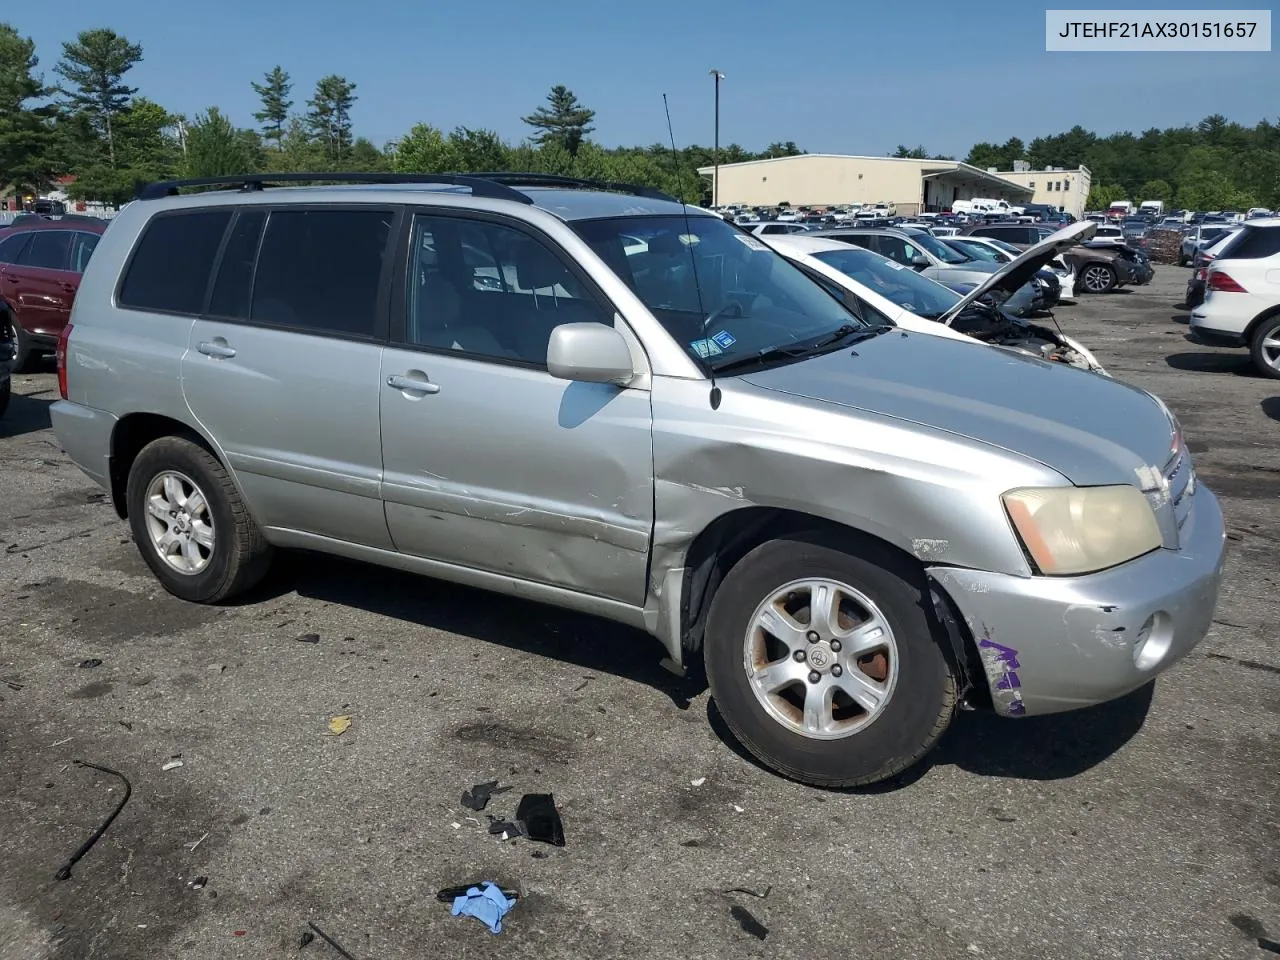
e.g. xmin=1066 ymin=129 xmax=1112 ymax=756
xmin=50 ymin=400 xmax=116 ymax=489
xmin=929 ymin=486 xmax=1226 ymax=717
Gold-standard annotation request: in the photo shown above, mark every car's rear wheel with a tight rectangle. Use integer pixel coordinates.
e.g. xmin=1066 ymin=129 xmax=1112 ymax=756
xmin=704 ymin=533 xmax=956 ymax=788
xmin=1250 ymin=314 xmax=1280 ymax=380
xmin=126 ymin=435 xmax=274 ymax=602
xmin=1079 ymin=263 xmax=1117 ymax=294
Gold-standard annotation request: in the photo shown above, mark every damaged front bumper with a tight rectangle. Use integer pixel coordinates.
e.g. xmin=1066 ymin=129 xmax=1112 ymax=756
xmin=928 ymin=485 xmax=1226 ymax=717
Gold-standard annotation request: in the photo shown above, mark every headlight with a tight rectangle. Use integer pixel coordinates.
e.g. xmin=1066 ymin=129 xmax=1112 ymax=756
xmin=1002 ymin=485 xmax=1162 ymax=575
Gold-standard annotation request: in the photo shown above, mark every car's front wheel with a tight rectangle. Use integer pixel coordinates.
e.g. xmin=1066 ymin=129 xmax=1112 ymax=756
xmin=126 ymin=435 xmax=274 ymax=602
xmin=704 ymin=533 xmax=956 ymax=788
xmin=1079 ymin=263 xmax=1117 ymax=294
xmin=1250 ymin=314 xmax=1280 ymax=380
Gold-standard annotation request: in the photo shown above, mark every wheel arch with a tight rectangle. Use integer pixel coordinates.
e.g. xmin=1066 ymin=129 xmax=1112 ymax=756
xmin=675 ymin=505 xmax=979 ymax=699
xmin=108 ymin=412 xmax=231 ymax=520
xmin=1244 ymin=303 xmax=1280 ymax=342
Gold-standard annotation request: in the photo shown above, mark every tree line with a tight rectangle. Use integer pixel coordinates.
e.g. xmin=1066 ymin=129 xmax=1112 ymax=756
xmin=2 ymin=22 xmax=1276 ymax=212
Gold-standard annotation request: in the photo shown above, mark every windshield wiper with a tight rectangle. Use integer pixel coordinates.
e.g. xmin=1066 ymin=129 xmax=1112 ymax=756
xmin=709 ymin=324 xmax=891 ymax=374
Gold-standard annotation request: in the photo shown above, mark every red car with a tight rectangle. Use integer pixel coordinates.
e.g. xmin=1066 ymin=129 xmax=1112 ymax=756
xmin=0 ymin=218 xmax=107 ymax=370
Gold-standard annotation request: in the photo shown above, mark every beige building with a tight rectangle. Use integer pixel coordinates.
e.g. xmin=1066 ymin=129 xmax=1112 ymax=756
xmin=696 ymin=154 xmax=1034 ymax=215
xmin=992 ymin=165 xmax=1092 ymax=219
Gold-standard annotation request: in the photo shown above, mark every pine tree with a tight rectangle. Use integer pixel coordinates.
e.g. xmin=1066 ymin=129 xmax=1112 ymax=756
xmin=305 ymin=74 xmax=357 ymax=165
xmin=521 ymin=85 xmax=595 ymax=157
xmin=251 ymin=66 xmax=292 ymax=150
xmin=54 ymin=28 xmax=142 ymax=166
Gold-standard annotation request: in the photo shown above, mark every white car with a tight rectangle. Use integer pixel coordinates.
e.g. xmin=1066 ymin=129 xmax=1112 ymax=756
xmin=942 ymin=234 xmax=1077 ymax=301
xmin=1189 ymin=218 xmax=1280 ymax=378
xmin=763 ymin=232 xmax=1108 ymax=375
xmin=745 ymin=221 xmax=812 ymax=237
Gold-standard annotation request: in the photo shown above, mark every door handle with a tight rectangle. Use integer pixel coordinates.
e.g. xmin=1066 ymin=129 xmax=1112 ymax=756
xmin=386 ymin=373 xmax=440 ymax=394
xmin=197 ymin=340 xmax=237 ymax=359
xmin=61 ymin=283 xmax=76 ymax=293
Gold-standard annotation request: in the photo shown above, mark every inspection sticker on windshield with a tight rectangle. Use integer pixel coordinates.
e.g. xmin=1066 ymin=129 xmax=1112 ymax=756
xmin=689 ymin=338 xmax=724 ymax=358
xmin=734 ymin=233 xmax=768 ymax=251
xmin=710 ymin=330 xmax=737 ymax=350
xmin=885 ymin=261 xmax=906 ymax=270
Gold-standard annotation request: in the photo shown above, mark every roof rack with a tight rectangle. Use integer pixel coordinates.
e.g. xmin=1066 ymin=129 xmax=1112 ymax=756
xmin=133 ymin=172 xmax=536 ymax=203
xmin=468 ymin=173 xmax=680 ymax=203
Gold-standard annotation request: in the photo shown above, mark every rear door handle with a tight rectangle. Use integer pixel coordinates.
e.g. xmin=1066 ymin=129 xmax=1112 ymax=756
xmin=387 ymin=373 xmax=440 ymax=394
xmin=197 ymin=340 xmax=237 ymax=359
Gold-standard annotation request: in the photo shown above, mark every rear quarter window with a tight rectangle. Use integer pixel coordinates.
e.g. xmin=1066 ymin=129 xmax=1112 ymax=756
xmin=1222 ymin=226 xmax=1280 ymax=260
xmin=118 ymin=210 xmax=233 ymax=315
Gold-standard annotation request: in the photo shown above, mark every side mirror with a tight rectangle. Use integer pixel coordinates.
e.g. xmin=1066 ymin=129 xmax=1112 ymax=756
xmin=547 ymin=322 xmax=635 ymax=385
xmin=909 ymin=254 xmax=930 ymax=268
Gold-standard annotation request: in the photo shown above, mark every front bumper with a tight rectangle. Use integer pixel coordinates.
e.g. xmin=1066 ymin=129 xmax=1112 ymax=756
xmin=929 ymin=485 xmax=1226 ymax=717
xmin=50 ymin=400 xmax=117 ymax=489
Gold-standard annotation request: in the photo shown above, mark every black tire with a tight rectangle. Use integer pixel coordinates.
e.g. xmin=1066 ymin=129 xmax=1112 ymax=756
xmin=1250 ymin=314 xmax=1280 ymax=381
xmin=126 ymin=435 xmax=273 ymax=603
xmin=704 ymin=533 xmax=956 ymax=788
xmin=0 ymin=375 xmax=9 ymax=419
xmin=1078 ymin=262 xmax=1117 ymax=294
xmin=5 ymin=315 xmax=35 ymax=373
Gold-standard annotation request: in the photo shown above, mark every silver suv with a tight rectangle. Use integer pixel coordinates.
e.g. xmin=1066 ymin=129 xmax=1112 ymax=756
xmin=51 ymin=173 xmax=1227 ymax=787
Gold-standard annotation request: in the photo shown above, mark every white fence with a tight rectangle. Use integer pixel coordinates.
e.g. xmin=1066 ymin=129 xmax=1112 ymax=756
xmin=1 ymin=207 xmax=120 ymax=226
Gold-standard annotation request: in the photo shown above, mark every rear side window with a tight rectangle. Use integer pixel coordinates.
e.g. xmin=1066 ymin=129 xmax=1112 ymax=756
xmin=250 ymin=208 xmax=394 ymax=338
xmin=1223 ymin=226 xmax=1280 ymax=260
xmin=0 ymin=232 xmax=31 ymax=263
xmin=70 ymin=232 xmax=100 ymax=273
xmin=119 ymin=211 xmax=232 ymax=314
xmin=17 ymin=231 xmax=73 ymax=270
xmin=207 ymin=211 xmax=265 ymax=320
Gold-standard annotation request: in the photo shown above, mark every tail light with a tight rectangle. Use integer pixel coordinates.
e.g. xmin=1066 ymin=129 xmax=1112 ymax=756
xmin=56 ymin=323 xmax=73 ymax=400
xmin=1208 ymin=271 xmax=1246 ymax=293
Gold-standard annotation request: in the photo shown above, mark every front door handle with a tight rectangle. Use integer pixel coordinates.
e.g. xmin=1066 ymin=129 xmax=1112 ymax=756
xmin=197 ymin=339 xmax=237 ymax=359
xmin=386 ymin=373 xmax=440 ymax=394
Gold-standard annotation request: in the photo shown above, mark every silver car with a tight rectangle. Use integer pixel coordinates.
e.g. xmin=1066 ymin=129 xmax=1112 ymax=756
xmin=50 ymin=173 xmax=1227 ymax=788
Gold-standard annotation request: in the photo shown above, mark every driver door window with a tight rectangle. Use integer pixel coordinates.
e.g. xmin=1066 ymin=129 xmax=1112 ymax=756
xmin=875 ymin=236 xmax=912 ymax=265
xmin=404 ymin=215 xmax=612 ymax=366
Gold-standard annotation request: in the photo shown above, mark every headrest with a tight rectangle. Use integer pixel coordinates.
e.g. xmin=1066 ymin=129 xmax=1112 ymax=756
xmin=511 ymin=240 xmax=571 ymax=291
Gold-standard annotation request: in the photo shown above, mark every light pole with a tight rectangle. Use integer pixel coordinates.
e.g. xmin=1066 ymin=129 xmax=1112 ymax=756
xmin=709 ymin=69 xmax=724 ymax=208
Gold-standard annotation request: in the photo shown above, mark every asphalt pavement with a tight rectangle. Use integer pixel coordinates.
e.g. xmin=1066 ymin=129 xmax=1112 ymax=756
xmin=1 ymin=267 xmax=1277 ymax=960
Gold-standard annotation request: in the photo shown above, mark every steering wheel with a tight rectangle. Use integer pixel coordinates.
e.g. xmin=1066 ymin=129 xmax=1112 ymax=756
xmin=703 ymin=300 xmax=744 ymax=331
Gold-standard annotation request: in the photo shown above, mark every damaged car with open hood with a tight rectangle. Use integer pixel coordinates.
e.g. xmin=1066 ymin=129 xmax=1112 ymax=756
xmin=52 ymin=174 xmax=1227 ymax=789
xmin=763 ymin=220 xmax=1108 ymax=375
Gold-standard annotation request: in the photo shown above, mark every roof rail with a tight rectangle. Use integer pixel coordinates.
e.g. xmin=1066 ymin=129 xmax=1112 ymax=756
xmin=469 ymin=173 xmax=680 ymax=203
xmin=133 ymin=172 xmax=535 ymax=204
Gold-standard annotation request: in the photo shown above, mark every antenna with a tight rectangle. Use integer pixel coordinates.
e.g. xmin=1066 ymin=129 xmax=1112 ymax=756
xmin=662 ymin=93 xmax=721 ymax=411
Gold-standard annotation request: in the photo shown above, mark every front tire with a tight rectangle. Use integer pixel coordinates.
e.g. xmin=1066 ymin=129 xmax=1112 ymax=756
xmin=126 ymin=435 xmax=273 ymax=602
xmin=704 ymin=533 xmax=956 ymax=788
xmin=6 ymin=317 xmax=35 ymax=372
xmin=1250 ymin=314 xmax=1280 ymax=380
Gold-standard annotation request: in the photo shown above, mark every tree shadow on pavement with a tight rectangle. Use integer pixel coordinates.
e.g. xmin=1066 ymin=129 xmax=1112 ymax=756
xmin=708 ymin=680 xmax=1155 ymax=792
xmin=1263 ymin=397 xmax=1280 ymax=422
xmin=243 ymin=552 xmax=705 ymax=710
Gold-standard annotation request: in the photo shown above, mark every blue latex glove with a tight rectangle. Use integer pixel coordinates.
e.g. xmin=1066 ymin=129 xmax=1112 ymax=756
xmin=450 ymin=882 xmax=516 ymax=934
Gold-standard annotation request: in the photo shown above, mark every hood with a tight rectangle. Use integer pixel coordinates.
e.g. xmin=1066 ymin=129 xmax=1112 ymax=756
xmin=739 ymin=329 xmax=1173 ymax=487
xmin=939 ymin=221 xmax=1097 ymax=326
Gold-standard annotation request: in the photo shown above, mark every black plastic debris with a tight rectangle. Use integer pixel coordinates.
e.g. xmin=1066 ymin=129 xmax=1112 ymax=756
xmin=436 ymin=883 xmax=519 ymax=903
xmin=54 ymin=760 xmax=132 ymax=881
xmin=487 ymin=817 xmax=524 ymax=840
xmin=725 ymin=885 xmax=771 ymax=899
xmin=78 ymin=659 xmax=103 ymax=669
xmin=299 ymin=929 xmax=315 ymax=949
xmin=516 ymin=793 xmax=565 ymax=847
xmin=190 ymin=876 xmax=208 ymax=890
xmin=305 ymin=922 xmax=358 ymax=960
xmin=730 ymin=904 xmax=768 ymax=940
xmin=462 ymin=780 xmax=511 ymax=812
xmin=297 ymin=633 xmax=321 ymax=644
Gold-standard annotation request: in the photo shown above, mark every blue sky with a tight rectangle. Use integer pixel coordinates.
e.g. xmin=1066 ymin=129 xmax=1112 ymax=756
xmin=25 ymin=0 xmax=1277 ymax=157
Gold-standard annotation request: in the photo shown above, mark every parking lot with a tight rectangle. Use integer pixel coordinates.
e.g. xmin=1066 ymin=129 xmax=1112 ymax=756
xmin=1 ymin=267 xmax=1277 ymax=960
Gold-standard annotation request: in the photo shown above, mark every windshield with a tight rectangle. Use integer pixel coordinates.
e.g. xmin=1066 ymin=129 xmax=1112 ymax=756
xmin=572 ymin=215 xmax=865 ymax=371
xmin=810 ymin=247 xmax=961 ymax=320
xmin=908 ymin=231 xmax=970 ymax=263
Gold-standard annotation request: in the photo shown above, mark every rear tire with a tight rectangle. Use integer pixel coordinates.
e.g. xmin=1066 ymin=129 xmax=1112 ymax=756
xmin=1250 ymin=314 xmax=1280 ymax=380
xmin=126 ymin=435 xmax=274 ymax=602
xmin=703 ymin=533 xmax=956 ymax=788
xmin=1079 ymin=263 xmax=1117 ymax=294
